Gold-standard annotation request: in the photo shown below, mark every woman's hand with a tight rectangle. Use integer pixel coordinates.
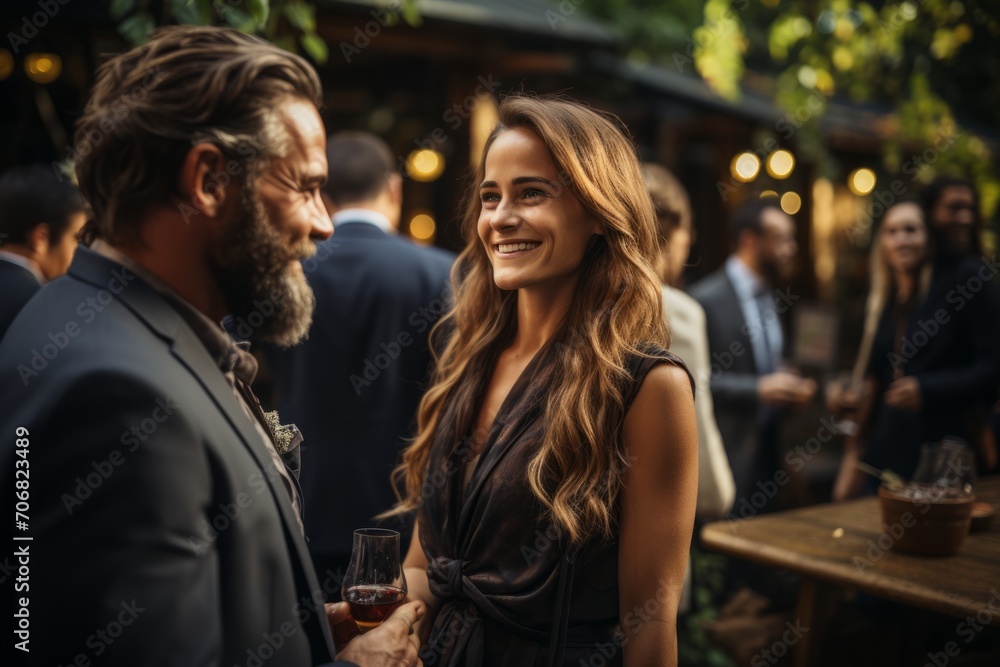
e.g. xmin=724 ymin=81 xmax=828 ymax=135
xmin=885 ymin=376 xmax=922 ymax=411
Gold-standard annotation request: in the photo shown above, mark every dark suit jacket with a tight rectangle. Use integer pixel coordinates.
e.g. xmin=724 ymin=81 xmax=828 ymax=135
xmin=265 ymin=222 xmax=454 ymax=560
xmin=0 ymin=258 xmax=41 ymax=342
xmin=689 ymin=266 xmax=777 ymax=502
xmin=0 ymin=248 xmax=349 ymax=666
xmin=864 ymin=256 xmax=1000 ymax=477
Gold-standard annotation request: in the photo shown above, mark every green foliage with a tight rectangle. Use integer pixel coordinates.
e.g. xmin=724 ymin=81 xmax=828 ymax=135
xmin=117 ymin=10 xmax=155 ymax=44
xmin=114 ymin=1 xmax=424 ymax=64
xmin=692 ymin=0 xmax=746 ymax=101
xmin=581 ymin=0 xmax=999 ymax=222
xmin=677 ymin=546 xmax=734 ymax=667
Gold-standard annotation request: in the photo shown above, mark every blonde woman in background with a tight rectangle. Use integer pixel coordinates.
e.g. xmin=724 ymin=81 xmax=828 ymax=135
xmin=831 ymin=198 xmax=932 ymax=499
xmin=386 ymin=96 xmax=698 ymax=667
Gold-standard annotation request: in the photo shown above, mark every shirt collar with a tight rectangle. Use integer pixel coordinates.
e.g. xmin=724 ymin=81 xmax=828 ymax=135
xmin=0 ymin=250 xmax=44 ymax=284
xmin=331 ymin=208 xmax=394 ymax=234
xmin=90 ymin=240 xmax=256 ymax=383
xmin=725 ymin=255 xmax=768 ymax=301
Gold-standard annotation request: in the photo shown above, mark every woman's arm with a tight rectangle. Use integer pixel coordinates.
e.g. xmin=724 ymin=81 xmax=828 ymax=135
xmin=833 ymin=376 xmax=878 ymax=501
xmin=403 ymin=519 xmax=437 ymax=640
xmin=619 ymin=363 xmax=699 ymax=667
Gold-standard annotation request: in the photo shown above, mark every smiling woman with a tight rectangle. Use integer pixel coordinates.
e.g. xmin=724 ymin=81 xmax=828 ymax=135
xmin=384 ymin=95 xmax=698 ymax=667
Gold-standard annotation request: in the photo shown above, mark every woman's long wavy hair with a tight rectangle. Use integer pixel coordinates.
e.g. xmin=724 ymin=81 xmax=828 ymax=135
xmin=851 ymin=199 xmax=933 ymax=386
xmin=388 ymin=95 xmax=668 ymax=544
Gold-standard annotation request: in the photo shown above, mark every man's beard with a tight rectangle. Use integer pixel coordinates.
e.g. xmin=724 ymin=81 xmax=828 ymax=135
xmin=210 ymin=183 xmax=317 ymax=348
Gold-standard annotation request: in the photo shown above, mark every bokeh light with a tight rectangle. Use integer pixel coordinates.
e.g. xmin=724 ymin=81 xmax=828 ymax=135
xmin=25 ymin=53 xmax=61 ymax=84
xmin=766 ymin=150 xmax=795 ymax=179
xmin=0 ymin=49 xmax=13 ymax=81
xmin=849 ymin=168 xmax=877 ymax=196
xmin=781 ymin=191 xmax=802 ymax=215
xmin=409 ymin=213 xmax=436 ymax=242
xmin=731 ymin=152 xmax=761 ymax=183
xmin=406 ymin=149 xmax=445 ymax=182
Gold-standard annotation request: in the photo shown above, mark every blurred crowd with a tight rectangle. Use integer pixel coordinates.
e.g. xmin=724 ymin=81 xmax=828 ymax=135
xmin=1 ymin=25 xmax=998 ymax=665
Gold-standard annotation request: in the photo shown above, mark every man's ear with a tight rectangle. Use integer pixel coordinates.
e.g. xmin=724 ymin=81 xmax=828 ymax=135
xmin=25 ymin=222 xmax=51 ymax=255
xmin=179 ymin=144 xmax=231 ymax=218
xmin=386 ymin=172 xmax=403 ymax=207
xmin=735 ymin=227 xmax=756 ymax=253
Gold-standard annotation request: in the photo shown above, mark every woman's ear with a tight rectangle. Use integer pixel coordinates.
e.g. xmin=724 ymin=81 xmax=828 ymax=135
xmin=590 ymin=214 xmax=605 ymax=236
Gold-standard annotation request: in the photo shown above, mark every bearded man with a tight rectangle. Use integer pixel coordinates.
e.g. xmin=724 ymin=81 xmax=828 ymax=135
xmin=0 ymin=26 xmax=422 ymax=667
xmin=689 ymin=199 xmax=816 ymax=510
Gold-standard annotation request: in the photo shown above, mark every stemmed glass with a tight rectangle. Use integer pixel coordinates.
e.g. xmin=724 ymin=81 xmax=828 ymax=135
xmin=342 ymin=528 xmax=407 ymax=632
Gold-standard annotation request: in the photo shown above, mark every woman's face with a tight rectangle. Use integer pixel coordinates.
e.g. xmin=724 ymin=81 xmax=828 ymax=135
xmin=881 ymin=202 xmax=927 ymax=275
xmin=477 ymin=127 xmax=602 ymax=295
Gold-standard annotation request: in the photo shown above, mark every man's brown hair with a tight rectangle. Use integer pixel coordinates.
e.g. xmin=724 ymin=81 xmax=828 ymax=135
xmin=74 ymin=25 xmax=322 ymax=245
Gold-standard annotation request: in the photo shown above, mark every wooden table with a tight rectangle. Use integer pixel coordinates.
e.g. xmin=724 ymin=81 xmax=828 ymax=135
xmin=701 ymin=476 xmax=1000 ymax=666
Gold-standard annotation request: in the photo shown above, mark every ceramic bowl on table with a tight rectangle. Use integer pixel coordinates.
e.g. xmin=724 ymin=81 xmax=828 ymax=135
xmin=877 ymin=484 xmax=974 ymax=556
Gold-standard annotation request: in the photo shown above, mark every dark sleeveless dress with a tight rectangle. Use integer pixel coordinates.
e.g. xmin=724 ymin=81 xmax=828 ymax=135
xmin=417 ymin=342 xmax=692 ymax=667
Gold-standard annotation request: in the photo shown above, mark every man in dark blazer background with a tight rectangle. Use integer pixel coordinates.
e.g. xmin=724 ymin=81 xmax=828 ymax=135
xmin=265 ymin=132 xmax=455 ymax=583
xmin=0 ymin=165 xmax=87 ymax=339
xmin=0 ymin=27 xmax=422 ymax=666
xmin=689 ymin=199 xmax=816 ymax=510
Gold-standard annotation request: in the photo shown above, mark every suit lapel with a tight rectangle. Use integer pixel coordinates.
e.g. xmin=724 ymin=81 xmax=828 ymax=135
xmin=69 ymin=248 xmax=334 ymax=656
xmin=721 ymin=271 xmax=758 ymax=374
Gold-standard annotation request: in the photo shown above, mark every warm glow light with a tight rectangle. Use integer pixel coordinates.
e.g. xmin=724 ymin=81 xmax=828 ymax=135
xmin=0 ymin=49 xmax=13 ymax=81
xmin=470 ymin=93 xmax=500 ymax=168
xmin=25 ymin=53 xmax=61 ymax=84
xmin=812 ymin=178 xmax=836 ymax=300
xmin=406 ymin=149 xmax=445 ymax=182
xmin=409 ymin=213 xmax=436 ymax=241
xmin=730 ymin=152 xmax=760 ymax=183
xmin=781 ymin=191 xmax=802 ymax=215
xmin=760 ymin=190 xmax=778 ymax=199
xmin=766 ymin=150 xmax=795 ymax=179
xmin=849 ymin=168 xmax=876 ymax=196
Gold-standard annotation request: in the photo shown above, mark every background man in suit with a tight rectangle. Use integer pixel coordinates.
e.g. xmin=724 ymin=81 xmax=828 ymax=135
xmin=0 ymin=27 xmax=421 ymax=666
xmin=265 ymin=131 xmax=455 ymax=584
xmin=0 ymin=164 xmax=87 ymax=338
xmin=689 ymin=199 xmax=816 ymax=510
